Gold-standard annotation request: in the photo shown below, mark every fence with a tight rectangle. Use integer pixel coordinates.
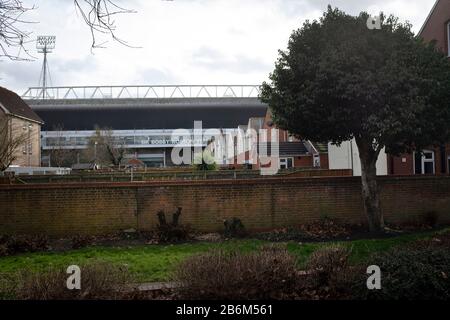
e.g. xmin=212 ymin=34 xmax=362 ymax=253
xmin=8 ymin=169 xmax=352 ymax=184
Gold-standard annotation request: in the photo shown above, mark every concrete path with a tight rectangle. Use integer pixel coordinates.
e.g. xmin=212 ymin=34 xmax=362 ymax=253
xmin=136 ymin=282 xmax=180 ymax=291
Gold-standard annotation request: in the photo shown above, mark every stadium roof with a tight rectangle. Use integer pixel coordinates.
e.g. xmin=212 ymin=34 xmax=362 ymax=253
xmin=27 ymin=97 xmax=268 ymax=131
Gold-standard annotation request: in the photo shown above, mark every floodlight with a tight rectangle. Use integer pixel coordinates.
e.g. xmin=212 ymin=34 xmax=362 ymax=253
xmin=36 ymin=36 xmax=56 ymax=52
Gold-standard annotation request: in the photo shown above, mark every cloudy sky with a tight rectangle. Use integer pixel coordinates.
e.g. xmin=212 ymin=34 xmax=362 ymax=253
xmin=0 ymin=0 xmax=437 ymax=94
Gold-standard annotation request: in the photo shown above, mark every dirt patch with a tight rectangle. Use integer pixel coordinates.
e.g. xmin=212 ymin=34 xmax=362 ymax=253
xmin=252 ymin=219 xmax=367 ymax=242
xmin=252 ymin=219 xmax=448 ymax=243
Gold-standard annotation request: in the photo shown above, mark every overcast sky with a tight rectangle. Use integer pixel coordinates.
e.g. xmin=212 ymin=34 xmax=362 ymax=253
xmin=0 ymin=0 xmax=437 ymax=94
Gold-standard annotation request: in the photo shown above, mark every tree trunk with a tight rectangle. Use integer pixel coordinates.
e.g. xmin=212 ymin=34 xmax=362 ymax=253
xmin=356 ymin=138 xmax=385 ymax=233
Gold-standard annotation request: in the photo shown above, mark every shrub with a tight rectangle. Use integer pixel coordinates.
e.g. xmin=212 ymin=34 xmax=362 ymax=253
xmin=306 ymin=245 xmax=352 ymax=293
xmin=156 ymin=208 xmax=190 ymax=243
xmin=354 ymin=247 xmax=450 ymax=300
xmin=14 ymin=262 xmax=134 ymax=300
xmin=223 ymin=218 xmax=247 ymax=238
xmin=0 ymin=273 xmax=17 ymax=300
xmin=0 ymin=243 xmax=8 ymax=257
xmin=0 ymin=235 xmax=49 ymax=256
xmin=174 ymin=245 xmax=301 ymax=300
xmin=192 ymin=150 xmax=217 ymax=171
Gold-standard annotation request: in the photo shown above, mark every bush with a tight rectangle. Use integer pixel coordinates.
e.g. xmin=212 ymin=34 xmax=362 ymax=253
xmin=223 ymin=218 xmax=247 ymax=238
xmin=354 ymin=247 xmax=450 ymax=300
xmin=174 ymin=245 xmax=301 ymax=300
xmin=156 ymin=208 xmax=190 ymax=243
xmin=0 ymin=235 xmax=49 ymax=256
xmin=306 ymin=245 xmax=352 ymax=295
xmin=192 ymin=150 xmax=217 ymax=171
xmin=0 ymin=273 xmax=16 ymax=300
xmin=14 ymin=262 xmax=134 ymax=300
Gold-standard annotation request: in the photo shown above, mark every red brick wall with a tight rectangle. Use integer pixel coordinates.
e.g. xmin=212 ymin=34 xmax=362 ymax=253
xmin=320 ymin=154 xmax=329 ymax=170
xmin=1 ymin=176 xmax=450 ymax=236
xmin=294 ymin=155 xmax=313 ymax=167
xmin=388 ymin=154 xmax=414 ymax=175
xmin=419 ymin=0 xmax=450 ymax=54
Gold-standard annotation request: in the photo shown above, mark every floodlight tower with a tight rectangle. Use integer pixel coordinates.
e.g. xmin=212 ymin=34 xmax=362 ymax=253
xmin=36 ymin=36 xmax=56 ymax=99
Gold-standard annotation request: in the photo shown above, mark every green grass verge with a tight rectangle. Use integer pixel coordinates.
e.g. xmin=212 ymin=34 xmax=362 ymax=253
xmin=0 ymin=228 xmax=448 ymax=283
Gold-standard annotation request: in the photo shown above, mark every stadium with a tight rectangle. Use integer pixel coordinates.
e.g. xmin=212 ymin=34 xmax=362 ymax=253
xmin=24 ymin=85 xmax=267 ymax=167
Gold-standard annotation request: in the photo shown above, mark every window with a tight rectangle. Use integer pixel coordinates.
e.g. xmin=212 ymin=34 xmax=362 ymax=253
xmin=279 ymin=157 xmax=294 ymax=169
xmin=313 ymin=154 xmax=321 ymax=168
xmin=448 ymin=22 xmax=450 ymax=57
xmin=448 ymin=156 xmax=450 ymax=175
xmin=414 ymin=150 xmax=435 ymax=175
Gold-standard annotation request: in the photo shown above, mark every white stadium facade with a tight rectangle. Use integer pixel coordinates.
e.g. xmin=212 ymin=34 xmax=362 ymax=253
xmin=23 ymin=85 xmax=267 ymax=168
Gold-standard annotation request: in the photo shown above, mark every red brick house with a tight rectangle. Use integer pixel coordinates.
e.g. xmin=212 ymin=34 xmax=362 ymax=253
xmin=388 ymin=0 xmax=450 ymax=175
xmin=256 ymin=109 xmax=329 ymax=170
xmin=221 ymin=108 xmax=329 ymax=171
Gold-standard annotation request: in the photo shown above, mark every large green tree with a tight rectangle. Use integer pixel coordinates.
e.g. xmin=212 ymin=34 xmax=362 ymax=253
xmin=261 ymin=7 xmax=450 ymax=233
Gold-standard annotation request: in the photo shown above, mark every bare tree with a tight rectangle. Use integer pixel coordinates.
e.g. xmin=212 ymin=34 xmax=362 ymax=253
xmin=83 ymin=127 xmax=125 ymax=166
xmin=101 ymin=127 xmax=125 ymax=166
xmin=48 ymin=124 xmax=75 ymax=167
xmin=0 ymin=114 xmax=27 ymax=172
xmin=0 ymin=0 xmax=136 ymax=60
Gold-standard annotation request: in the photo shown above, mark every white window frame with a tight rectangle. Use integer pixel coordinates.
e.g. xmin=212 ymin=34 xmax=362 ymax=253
xmin=448 ymin=21 xmax=450 ymax=57
xmin=447 ymin=156 xmax=450 ymax=174
xmin=413 ymin=150 xmax=435 ymax=175
xmin=313 ymin=154 xmax=321 ymax=168
xmin=279 ymin=157 xmax=294 ymax=169
xmin=288 ymin=134 xmax=296 ymax=142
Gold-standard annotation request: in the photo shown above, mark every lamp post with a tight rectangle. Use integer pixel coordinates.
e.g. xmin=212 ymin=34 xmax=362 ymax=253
xmin=94 ymin=141 xmax=98 ymax=162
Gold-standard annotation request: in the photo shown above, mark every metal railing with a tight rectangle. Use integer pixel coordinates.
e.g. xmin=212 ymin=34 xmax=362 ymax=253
xmin=22 ymin=85 xmax=261 ymax=100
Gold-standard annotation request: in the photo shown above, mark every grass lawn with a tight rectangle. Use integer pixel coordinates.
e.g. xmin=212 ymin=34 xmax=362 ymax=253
xmin=0 ymin=228 xmax=448 ymax=283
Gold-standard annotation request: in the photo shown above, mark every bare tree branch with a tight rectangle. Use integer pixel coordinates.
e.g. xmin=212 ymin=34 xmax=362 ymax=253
xmin=0 ymin=0 xmax=36 ymax=61
xmin=73 ymin=0 xmax=138 ymax=50
xmin=0 ymin=0 xmax=137 ymax=60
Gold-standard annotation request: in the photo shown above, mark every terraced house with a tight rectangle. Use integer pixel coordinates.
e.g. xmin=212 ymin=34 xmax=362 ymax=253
xmin=0 ymin=87 xmax=43 ymax=169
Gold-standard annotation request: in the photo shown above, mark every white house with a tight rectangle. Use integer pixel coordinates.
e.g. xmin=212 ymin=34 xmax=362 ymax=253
xmin=328 ymin=139 xmax=388 ymax=176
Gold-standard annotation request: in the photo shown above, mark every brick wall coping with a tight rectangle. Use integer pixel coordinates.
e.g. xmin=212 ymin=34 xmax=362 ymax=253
xmin=1 ymin=175 xmax=449 ymax=191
